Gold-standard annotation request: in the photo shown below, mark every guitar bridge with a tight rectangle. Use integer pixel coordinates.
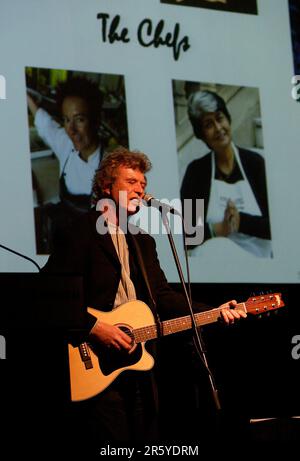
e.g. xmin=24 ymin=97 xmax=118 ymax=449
xmin=79 ymin=342 xmax=93 ymax=370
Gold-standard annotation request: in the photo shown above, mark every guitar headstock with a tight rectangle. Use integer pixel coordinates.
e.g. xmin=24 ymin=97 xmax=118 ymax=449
xmin=244 ymin=293 xmax=285 ymax=315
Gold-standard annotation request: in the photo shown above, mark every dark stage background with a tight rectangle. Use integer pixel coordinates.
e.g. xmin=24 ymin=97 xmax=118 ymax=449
xmin=160 ymin=282 xmax=300 ymax=442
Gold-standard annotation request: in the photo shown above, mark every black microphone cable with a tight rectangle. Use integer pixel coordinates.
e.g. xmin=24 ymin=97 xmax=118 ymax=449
xmin=0 ymin=244 xmax=41 ymax=272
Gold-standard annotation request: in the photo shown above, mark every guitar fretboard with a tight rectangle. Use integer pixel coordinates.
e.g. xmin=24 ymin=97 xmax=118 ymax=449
xmin=133 ymin=302 xmax=246 ymax=343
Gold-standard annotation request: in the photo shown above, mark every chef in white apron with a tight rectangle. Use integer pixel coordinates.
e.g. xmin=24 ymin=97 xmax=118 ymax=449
xmin=206 ymin=145 xmax=272 ymax=258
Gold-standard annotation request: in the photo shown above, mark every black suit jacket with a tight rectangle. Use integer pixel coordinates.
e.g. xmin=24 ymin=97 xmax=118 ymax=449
xmin=42 ymin=209 xmax=209 ymax=331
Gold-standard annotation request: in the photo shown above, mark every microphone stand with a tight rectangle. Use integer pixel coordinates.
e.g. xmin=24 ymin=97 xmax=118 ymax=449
xmin=159 ymin=210 xmax=222 ymax=411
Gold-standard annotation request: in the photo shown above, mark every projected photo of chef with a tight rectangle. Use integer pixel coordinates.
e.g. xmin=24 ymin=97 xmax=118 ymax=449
xmin=26 ymin=67 xmax=128 ymax=254
xmin=161 ymin=0 xmax=258 ymax=15
xmin=173 ymin=80 xmax=272 ymax=258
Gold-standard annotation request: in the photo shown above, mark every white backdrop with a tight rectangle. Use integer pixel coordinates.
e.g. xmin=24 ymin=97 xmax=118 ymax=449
xmin=0 ymin=0 xmax=299 ymax=283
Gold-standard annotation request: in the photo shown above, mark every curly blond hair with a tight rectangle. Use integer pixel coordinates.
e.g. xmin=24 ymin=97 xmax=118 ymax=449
xmin=92 ymin=146 xmax=152 ymax=204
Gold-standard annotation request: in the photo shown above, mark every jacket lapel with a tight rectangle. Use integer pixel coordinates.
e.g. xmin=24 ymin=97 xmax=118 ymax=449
xmin=91 ymin=210 xmax=120 ymax=268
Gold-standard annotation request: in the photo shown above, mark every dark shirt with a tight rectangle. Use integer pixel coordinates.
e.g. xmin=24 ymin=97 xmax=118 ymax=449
xmin=215 ymin=157 xmax=243 ymax=183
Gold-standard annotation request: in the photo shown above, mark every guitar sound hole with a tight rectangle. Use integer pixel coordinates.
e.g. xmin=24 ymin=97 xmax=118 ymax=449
xmin=118 ymin=325 xmax=136 ymax=352
xmin=91 ymin=324 xmax=142 ymax=376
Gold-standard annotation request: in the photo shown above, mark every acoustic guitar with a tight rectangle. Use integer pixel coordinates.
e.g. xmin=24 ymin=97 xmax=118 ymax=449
xmin=68 ymin=293 xmax=284 ymax=401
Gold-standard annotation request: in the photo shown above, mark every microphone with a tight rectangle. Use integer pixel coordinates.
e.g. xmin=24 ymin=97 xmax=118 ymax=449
xmin=0 ymin=244 xmax=41 ymax=272
xmin=143 ymin=194 xmax=180 ymax=215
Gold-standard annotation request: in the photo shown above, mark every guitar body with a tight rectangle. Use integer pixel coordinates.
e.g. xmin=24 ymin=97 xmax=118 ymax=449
xmin=68 ymin=301 xmax=155 ymax=401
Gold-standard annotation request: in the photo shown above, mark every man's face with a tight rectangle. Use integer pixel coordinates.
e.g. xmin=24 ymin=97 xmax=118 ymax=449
xmin=62 ymin=96 xmax=96 ymax=153
xmin=104 ymin=166 xmax=147 ymax=216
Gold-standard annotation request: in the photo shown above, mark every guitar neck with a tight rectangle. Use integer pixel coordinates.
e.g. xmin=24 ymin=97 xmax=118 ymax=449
xmin=133 ymin=302 xmax=246 ymax=343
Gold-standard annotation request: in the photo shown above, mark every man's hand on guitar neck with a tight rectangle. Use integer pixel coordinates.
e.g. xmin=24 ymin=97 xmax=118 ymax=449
xmin=90 ymin=320 xmax=133 ymax=351
xmin=219 ymin=300 xmax=247 ymax=325
xmin=88 ymin=299 xmax=246 ymax=352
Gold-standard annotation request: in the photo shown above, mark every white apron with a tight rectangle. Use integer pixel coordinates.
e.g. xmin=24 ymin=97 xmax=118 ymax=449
xmin=206 ymin=146 xmax=272 ymax=258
